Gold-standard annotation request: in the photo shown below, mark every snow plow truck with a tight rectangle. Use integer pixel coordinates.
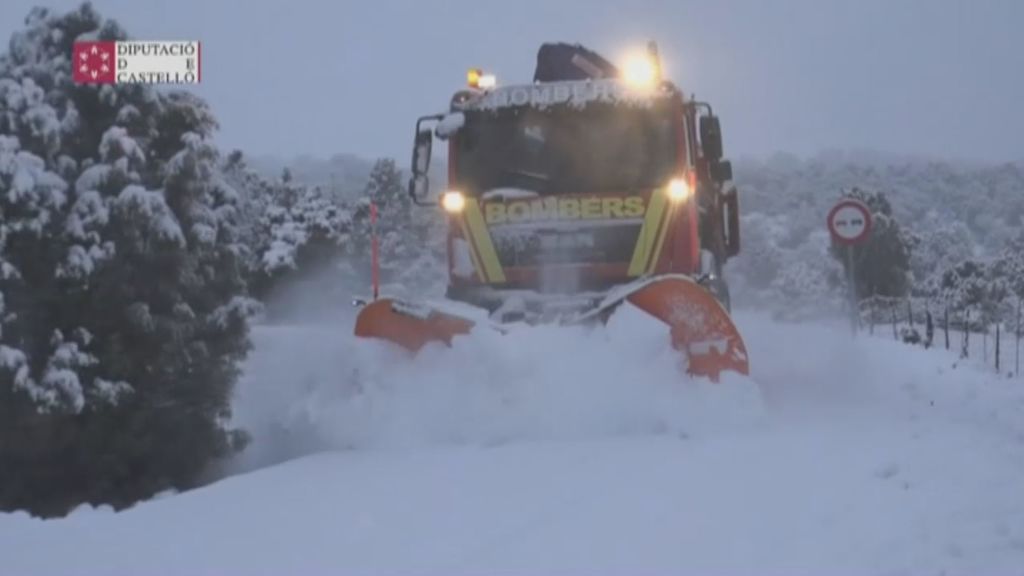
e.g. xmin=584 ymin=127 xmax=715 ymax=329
xmin=354 ymin=42 xmax=748 ymax=380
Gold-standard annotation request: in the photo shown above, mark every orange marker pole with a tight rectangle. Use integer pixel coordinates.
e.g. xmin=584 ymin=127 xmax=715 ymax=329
xmin=370 ymin=201 xmax=379 ymax=301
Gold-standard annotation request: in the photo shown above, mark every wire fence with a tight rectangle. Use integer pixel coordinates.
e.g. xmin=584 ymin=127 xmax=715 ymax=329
xmin=858 ymin=295 xmax=1023 ymax=377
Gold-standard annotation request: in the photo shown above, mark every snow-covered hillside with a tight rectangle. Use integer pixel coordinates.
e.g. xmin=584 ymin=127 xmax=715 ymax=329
xmin=4 ymin=308 xmax=1024 ymax=575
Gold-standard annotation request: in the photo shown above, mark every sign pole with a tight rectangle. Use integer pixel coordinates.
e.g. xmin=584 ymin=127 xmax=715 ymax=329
xmin=846 ymin=244 xmax=858 ymax=335
xmin=827 ymin=197 xmax=872 ymax=338
xmin=370 ymin=201 xmax=379 ymax=301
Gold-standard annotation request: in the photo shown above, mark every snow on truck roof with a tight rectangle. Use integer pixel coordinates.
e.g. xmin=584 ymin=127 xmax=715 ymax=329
xmin=452 ymin=78 xmax=679 ymax=112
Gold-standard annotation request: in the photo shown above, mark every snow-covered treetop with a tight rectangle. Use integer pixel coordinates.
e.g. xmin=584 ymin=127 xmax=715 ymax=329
xmin=454 ymin=79 xmax=675 ymax=112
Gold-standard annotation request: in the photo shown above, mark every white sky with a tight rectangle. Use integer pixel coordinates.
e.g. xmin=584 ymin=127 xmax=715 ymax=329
xmin=3 ymin=0 xmax=1023 ymax=163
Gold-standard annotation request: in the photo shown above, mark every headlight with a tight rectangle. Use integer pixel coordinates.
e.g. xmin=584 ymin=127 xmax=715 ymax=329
xmin=442 ymin=190 xmax=466 ymax=213
xmin=622 ymin=54 xmax=658 ymax=87
xmin=667 ymin=178 xmax=691 ymax=202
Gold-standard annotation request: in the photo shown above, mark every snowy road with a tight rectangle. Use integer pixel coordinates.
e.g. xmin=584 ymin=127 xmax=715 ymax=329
xmin=4 ymin=309 xmax=1024 ymax=575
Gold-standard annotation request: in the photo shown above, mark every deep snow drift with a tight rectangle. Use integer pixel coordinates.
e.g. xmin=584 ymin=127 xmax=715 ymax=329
xmin=232 ymin=305 xmax=762 ymax=468
xmin=4 ymin=306 xmax=1024 ymax=575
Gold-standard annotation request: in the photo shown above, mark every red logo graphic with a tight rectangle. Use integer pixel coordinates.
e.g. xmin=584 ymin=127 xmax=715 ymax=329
xmin=72 ymin=42 xmax=116 ymax=84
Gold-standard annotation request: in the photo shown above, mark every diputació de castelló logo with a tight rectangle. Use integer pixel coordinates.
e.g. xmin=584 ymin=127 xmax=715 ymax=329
xmin=73 ymin=41 xmax=200 ymax=84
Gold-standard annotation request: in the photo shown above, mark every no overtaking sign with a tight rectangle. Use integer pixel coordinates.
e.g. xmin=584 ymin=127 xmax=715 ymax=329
xmin=829 ymin=197 xmax=873 ymax=335
xmin=827 ymin=199 xmax=872 ymax=246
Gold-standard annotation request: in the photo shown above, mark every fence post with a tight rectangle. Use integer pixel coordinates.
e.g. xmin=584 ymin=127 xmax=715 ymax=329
xmin=925 ymin=309 xmax=934 ymax=349
xmin=891 ymin=301 xmax=899 ymax=340
xmin=1016 ymin=297 xmax=1021 ymax=378
xmin=944 ymin=306 xmax=950 ymax=350
xmin=996 ymin=322 xmax=1001 ymax=374
xmin=983 ymin=323 xmax=989 ymax=363
xmin=868 ymin=297 xmax=875 ymax=335
xmin=962 ymin=309 xmax=970 ymax=359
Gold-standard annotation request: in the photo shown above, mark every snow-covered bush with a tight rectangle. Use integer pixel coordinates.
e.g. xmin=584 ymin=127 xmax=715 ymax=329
xmin=727 ymin=211 xmax=844 ymax=318
xmin=223 ymin=152 xmax=352 ymax=303
xmin=0 ymin=5 xmax=252 ymax=517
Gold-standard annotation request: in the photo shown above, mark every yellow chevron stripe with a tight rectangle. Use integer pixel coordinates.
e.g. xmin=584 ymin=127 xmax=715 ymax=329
xmin=456 ymin=217 xmax=486 ymax=283
xmin=628 ymin=189 xmax=669 ymax=276
xmin=648 ymin=199 xmax=678 ymax=274
xmin=463 ymin=198 xmax=506 ymax=283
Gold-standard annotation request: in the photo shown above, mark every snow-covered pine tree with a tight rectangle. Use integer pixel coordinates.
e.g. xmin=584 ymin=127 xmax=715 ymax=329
xmin=907 ymin=212 xmax=975 ymax=298
xmin=352 ymin=159 xmax=411 ymax=284
xmin=224 ymin=152 xmax=351 ymax=302
xmin=352 ymin=158 xmax=407 ymax=261
xmin=222 ymin=150 xmax=269 ymax=272
xmin=347 ymin=157 xmax=445 ymax=297
xmin=0 ymin=5 xmax=254 ymax=517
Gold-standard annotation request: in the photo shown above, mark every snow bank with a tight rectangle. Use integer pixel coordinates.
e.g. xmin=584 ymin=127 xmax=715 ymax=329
xmin=230 ymin=308 xmax=1024 ymax=575
xmin=230 ymin=304 xmax=762 ymax=468
xmin=5 ymin=308 xmax=1024 ymax=575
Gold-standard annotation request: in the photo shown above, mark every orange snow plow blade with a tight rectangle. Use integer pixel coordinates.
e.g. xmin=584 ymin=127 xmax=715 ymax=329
xmin=625 ymin=276 xmax=749 ymax=381
xmin=354 ymin=276 xmax=748 ymax=382
xmin=354 ymin=298 xmax=475 ymax=352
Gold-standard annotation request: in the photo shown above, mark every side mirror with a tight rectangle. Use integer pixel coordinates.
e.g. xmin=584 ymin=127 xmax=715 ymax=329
xmin=699 ymin=115 xmax=723 ymax=161
xmin=723 ymin=187 xmax=740 ymax=258
xmin=408 ymin=113 xmax=444 ymax=206
xmin=408 ymin=174 xmax=429 ymax=202
xmin=710 ymin=159 xmax=733 ymax=182
xmin=412 ymin=128 xmax=433 ymax=177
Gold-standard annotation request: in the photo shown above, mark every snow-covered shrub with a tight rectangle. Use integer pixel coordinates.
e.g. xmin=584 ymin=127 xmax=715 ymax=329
xmin=223 ymin=152 xmax=352 ymax=303
xmin=0 ymin=5 xmax=252 ymax=517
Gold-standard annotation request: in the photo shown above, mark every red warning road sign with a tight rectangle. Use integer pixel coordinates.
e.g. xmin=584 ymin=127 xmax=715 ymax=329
xmin=827 ymin=199 xmax=872 ymax=246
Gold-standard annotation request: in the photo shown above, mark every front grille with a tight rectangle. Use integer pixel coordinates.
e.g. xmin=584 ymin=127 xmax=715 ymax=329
xmin=489 ymin=221 xmax=641 ymax=267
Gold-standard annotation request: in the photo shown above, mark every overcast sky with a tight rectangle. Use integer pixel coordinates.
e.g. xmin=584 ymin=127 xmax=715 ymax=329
xmin=3 ymin=0 xmax=1023 ymax=163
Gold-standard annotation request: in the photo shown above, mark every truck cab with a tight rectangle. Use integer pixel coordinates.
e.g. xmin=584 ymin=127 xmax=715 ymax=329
xmin=408 ymin=43 xmax=740 ymax=319
xmin=355 ymin=43 xmax=750 ymax=380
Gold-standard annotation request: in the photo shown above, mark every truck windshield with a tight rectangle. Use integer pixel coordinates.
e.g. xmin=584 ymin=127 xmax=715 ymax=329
xmin=453 ymin=102 xmax=679 ymax=195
